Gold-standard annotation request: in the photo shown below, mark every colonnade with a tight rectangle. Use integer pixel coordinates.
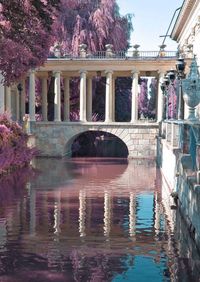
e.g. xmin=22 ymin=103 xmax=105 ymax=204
xmin=28 ymin=69 xmax=141 ymax=123
xmin=0 ymin=69 xmax=165 ymax=122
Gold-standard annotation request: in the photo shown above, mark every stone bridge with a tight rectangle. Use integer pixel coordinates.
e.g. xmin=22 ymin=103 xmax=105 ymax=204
xmin=1 ymin=49 xmax=187 ymax=158
xmin=30 ymin=121 xmax=159 ymax=158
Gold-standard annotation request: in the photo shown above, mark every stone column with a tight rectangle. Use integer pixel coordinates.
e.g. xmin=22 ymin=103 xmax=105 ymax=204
xmin=157 ymin=71 xmax=165 ymax=122
xmin=16 ymin=87 xmax=19 ymax=121
xmin=54 ymin=71 xmax=61 ymax=122
xmin=21 ymin=79 xmax=26 ymax=119
xmin=0 ymin=73 xmax=5 ymax=114
xmin=79 ymin=70 xmax=87 ymax=122
xmin=29 ymin=70 xmax=36 ymax=121
xmin=131 ymin=70 xmax=139 ymax=122
xmin=41 ymin=76 xmax=48 ymax=121
xmin=64 ymin=77 xmax=70 ymax=122
xmin=112 ymin=77 xmax=116 ymax=121
xmin=5 ymin=86 xmax=11 ymax=113
xmin=105 ymin=70 xmax=113 ymax=123
xmin=87 ymin=77 xmax=93 ymax=121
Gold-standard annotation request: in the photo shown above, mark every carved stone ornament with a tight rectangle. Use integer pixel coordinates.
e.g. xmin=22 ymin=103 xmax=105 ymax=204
xmin=182 ymin=56 xmax=200 ymax=119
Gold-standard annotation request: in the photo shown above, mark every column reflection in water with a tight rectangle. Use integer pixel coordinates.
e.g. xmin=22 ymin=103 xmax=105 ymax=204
xmin=104 ymin=190 xmax=111 ymax=238
xmin=53 ymin=191 xmax=61 ymax=239
xmin=154 ymin=192 xmax=161 ymax=236
xmin=79 ymin=189 xmax=86 ymax=237
xmin=0 ymin=218 xmax=7 ymax=253
xmin=129 ymin=192 xmax=136 ymax=238
xmin=28 ymin=182 xmax=36 ymax=236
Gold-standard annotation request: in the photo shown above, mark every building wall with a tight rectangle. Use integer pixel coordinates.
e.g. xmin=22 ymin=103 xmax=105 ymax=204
xmin=171 ymin=0 xmax=200 ymax=117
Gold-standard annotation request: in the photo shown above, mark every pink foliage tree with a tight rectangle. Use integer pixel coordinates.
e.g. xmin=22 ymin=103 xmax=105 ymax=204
xmin=53 ymin=0 xmax=132 ymax=55
xmin=148 ymin=78 xmax=157 ymax=119
xmin=0 ymin=0 xmax=60 ymax=85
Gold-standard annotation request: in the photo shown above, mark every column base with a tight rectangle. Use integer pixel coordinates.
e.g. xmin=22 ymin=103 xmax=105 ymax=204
xmin=130 ymin=119 xmax=138 ymax=123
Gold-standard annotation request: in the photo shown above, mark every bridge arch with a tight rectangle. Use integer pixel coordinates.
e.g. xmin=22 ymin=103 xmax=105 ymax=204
xmin=32 ymin=122 xmax=158 ymax=158
xmin=65 ymin=130 xmax=129 ymax=158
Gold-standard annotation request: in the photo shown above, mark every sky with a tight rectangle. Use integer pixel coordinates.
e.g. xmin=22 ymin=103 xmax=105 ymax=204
xmin=117 ymin=0 xmax=184 ymax=51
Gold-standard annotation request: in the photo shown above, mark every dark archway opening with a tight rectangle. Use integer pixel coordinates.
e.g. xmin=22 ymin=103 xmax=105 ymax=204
xmin=71 ymin=131 xmax=128 ymax=158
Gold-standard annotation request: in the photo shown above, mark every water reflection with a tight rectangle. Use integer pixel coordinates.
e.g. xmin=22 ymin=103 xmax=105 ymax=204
xmin=0 ymin=158 xmax=199 ymax=281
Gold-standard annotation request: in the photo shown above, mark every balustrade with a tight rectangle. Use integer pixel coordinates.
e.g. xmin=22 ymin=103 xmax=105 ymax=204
xmin=49 ymin=50 xmax=178 ymax=60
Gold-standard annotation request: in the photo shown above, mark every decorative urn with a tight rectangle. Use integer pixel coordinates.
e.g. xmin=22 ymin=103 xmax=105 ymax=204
xmin=182 ymin=56 xmax=200 ymax=120
xmin=54 ymin=43 xmax=61 ymax=58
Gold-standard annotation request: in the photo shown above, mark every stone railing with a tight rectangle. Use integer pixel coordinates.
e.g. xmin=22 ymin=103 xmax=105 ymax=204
xmin=161 ymin=120 xmax=183 ymax=149
xmin=160 ymin=120 xmax=200 ymax=182
xmin=49 ymin=50 xmax=178 ymax=60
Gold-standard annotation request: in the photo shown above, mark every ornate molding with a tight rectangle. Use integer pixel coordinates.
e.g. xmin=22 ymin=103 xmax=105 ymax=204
xmin=171 ymin=0 xmax=198 ymax=41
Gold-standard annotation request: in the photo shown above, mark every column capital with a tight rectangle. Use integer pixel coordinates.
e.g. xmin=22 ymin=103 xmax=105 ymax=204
xmin=79 ymin=69 xmax=88 ymax=75
xmin=131 ymin=69 xmax=139 ymax=75
xmin=105 ymin=70 xmax=113 ymax=75
xmin=53 ymin=70 xmax=62 ymax=77
xmin=28 ymin=69 xmax=36 ymax=76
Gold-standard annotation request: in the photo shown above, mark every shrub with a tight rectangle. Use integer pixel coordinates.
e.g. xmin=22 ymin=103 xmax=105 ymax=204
xmin=0 ymin=112 xmax=37 ymax=175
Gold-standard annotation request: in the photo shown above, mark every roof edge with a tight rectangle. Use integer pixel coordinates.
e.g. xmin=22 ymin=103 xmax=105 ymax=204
xmin=171 ymin=0 xmax=196 ymax=41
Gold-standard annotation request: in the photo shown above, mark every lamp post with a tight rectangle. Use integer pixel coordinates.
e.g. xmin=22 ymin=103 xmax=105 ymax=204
xmin=176 ymin=57 xmax=186 ymax=120
xmin=17 ymin=83 xmax=23 ymax=123
xmin=161 ymin=75 xmax=170 ymax=120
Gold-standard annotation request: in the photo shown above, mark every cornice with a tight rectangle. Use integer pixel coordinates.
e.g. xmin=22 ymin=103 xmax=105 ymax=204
xmin=171 ymin=0 xmax=198 ymax=41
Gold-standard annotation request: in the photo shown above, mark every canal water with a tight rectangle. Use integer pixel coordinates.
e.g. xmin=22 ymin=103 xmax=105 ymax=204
xmin=0 ymin=158 xmax=199 ymax=282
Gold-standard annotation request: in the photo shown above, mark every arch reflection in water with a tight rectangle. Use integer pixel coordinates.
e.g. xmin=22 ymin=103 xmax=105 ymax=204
xmin=0 ymin=159 xmax=199 ymax=281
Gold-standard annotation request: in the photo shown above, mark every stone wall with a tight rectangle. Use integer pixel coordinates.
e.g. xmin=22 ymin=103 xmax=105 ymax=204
xmin=177 ymin=157 xmax=200 ymax=250
xmin=29 ymin=121 xmax=159 ymax=158
xmin=158 ymin=135 xmax=200 ymax=252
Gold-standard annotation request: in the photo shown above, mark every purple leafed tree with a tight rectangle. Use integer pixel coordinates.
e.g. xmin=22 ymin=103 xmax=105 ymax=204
xmin=148 ymin=78 xmax=157 ymax=119
xmin=0 ymin=0 xmax=60 ymax=85
xmin=53 ymin=0 xmax=132 ymax=54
